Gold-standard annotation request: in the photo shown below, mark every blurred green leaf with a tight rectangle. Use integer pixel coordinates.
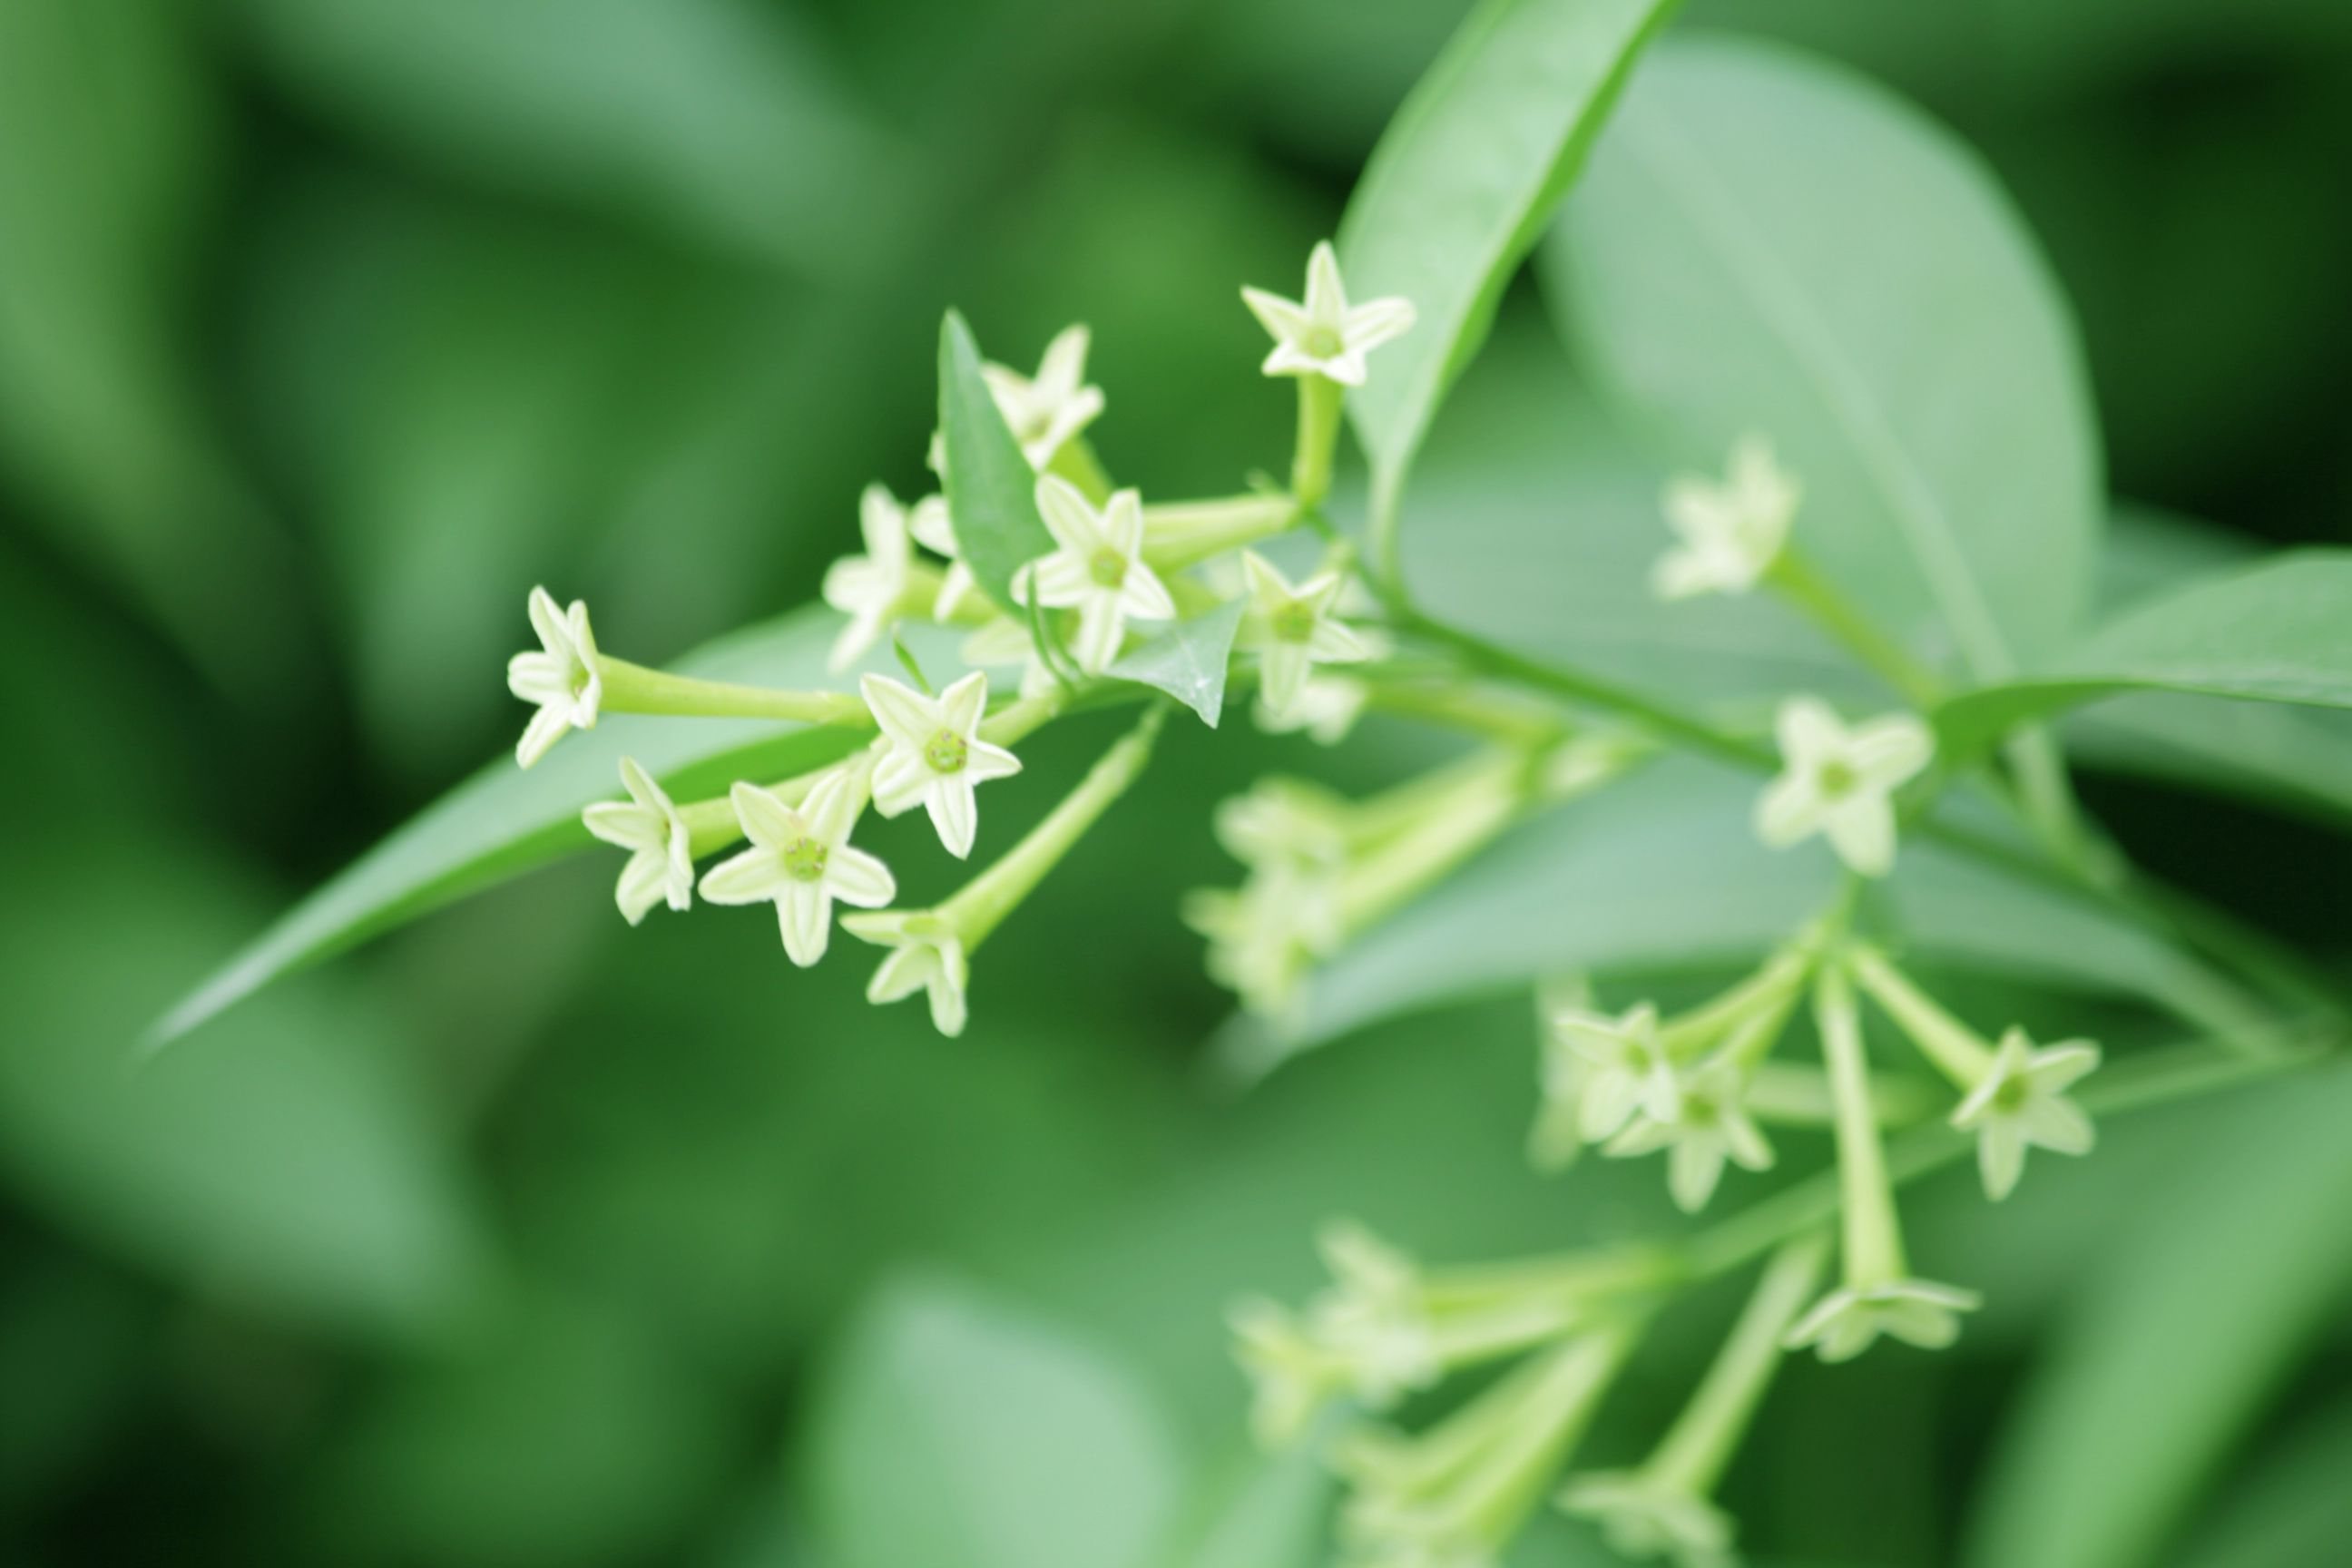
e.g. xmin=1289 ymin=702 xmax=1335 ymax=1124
xmin=939 ymin=311 xmax=1056 ymax=614
xmin=228 ymin=0 xmax=890 ymax=270
xmin=1338 ymin=0 xmax=1680 ymax=545
xmin=1545 ymin=34 xmax=2101 ymax=676
xmin=0 ymin=842 xmax=495 ymax=1340
xmin=1936 ymin=551 xmax=2352 ymax=758
xmin=806 ymin=1276 xmax=1185 ymax=1568
xmin=0 ymin=0 xmax=296 ymax=692
xmin=1157 ymin=1446 xmax=1328 ymax=1568
xmin=1229 ymin=756 xmax=2253 ymax=1066
xmin=153 ymin=608 xmax=936 ymax=1045
xmin=2171 ymin=1401 xmax=2352 ymax=1568
xmin=1110 ymin=601 xmax=1247 ymax=727
xmin=1965 ymin=1064 xmax=2352 ymax=1568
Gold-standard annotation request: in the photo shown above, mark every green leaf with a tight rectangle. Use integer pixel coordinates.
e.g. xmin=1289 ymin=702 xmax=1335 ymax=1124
xmin=1545 ymin=34 xmax=2102 ymax=678
xmin=1964 ymin=1063 xmax=2352 ymax=1568
xmin=807 ymin=1275 xmax=1183 ymax=1568
xmin=1337 ymin=0 xmax=1681 ymax=544
xmin=2171 ymin=1400 xmax=2352 ymax=1568
xmin=1158 ymin=1447 xmax=1328 ymax=1568
xmin=1108 ymin=600 xmax=1247 ymax=727
xmin=1935 ymin=550 xmax=2352 ymax=758
xmin=152 ymin=606 xmax=924 ymax=1046
xmin=939 ymin=310 xmax=1057 ymax=615
xmin=1225 ymin=756 xmax=2253 ymax=1069
xmin=0 ymin=840 xmax=495 ymax=1339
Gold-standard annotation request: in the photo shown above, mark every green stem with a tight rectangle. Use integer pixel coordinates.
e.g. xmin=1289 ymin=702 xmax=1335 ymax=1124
xmin=1815 ymin=966 xmax=1906 ymax=1284
xmin=596 ymin=657 xmax=873 ymax=727
xmin=1291 ymin=374 xmax=1343 ymax=513
xmin=941 ymin=703 xmax=1166 ymax=948
xmin=1743 ymin=1062 xmax=1942 ymax=1127
xmin=1358 ymin=679 xmax=1567 ymax=746
xmin=1142 ymin=494 xmax=1299 ymax=573
xmin=1766 ymin=550 xmax=1943 ymax=709
xmin=1842 ymin=946 xmax=1995 ymax=1087
xmin=1646 ymin=1231 xmax=1830 ymax=1496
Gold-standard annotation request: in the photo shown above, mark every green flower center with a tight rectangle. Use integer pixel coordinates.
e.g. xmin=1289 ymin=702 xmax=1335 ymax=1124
xmin=1994 ymin=1075 xmax=2031 ymax=1112
xmin=925 ymin=727 xmax=969 ymax=775
xmin=1270 ymin=597 xmax=1318 ymax=644
xmin=1306 ymin=324 xmax=1345 ymax=358
xmin=782 ymin=836 xmax=828 ymax=883
xmin=1088 ymin=547 xmax=1129 ymax=589
xmin=1817 ymin=759 xmax=1859 ymax=799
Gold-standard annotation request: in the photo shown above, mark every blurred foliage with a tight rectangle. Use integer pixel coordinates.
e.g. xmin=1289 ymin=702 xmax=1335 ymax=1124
xmin=2 ymin=1 xmax=2348 ymax=1565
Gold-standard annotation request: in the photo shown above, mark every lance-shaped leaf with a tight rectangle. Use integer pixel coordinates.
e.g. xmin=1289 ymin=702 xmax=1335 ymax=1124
xmin=938 ymin=309 xmax=1058 ymax=614
xmin=1107 ymin=599 xmax=1246 ymax=728
xmin=1338 ymin=0 xmax=1682 ymax=548
xmin=1935 ymin=550 xmax=2352 ymax=759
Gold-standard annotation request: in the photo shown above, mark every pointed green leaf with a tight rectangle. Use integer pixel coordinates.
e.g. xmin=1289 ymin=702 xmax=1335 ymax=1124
xmin=153 ymin=606 xmax=925 ymax=1045
xmin=807 ymin=1276 xmax=1183 ymax=1568
xmin=1338 ymin=0 xmax=1682 ymax=544
xmin=1936 ymin=550 xmax=2352 ymax=758
xmin=939 ymin=309 xmax=1056 ymax=614
xmin=1108 ymin=599 xmax=1247 ymax=727
xmin=1545 ymin=35 xmax=2101 ymax=678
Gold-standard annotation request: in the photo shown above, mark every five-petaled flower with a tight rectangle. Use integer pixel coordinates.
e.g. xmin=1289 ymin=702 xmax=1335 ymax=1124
xmin=1952 ymin=1028 xmax=2100 ymax=1200
xmin=698 ymin=769 xmax=896 ymax=966
xmin=1553 ymin=1003 xmax=1683 ymax=1143
xmin=1240 ymin=240 xmax=1416 ymax=387
xmin=1013 ymin=475 xmax=1176 ymax=673
xmin=983 ymin=324 xmax=1106 ymax=469
xmin=1755 ymin=698 xmax=1934 ymax=877
xmin=1240 ymin=551 xmax=1374 ymax=718
xmin=840 ymin=910 xmax=972 ymax=1037
xmin=506 ymin=585 xmax=601 ymax=768
xmin=1605 ymin=1059 xmax=1775 ymax=1214
xmin=821 ymin=484 xmax=918 ymax=673
xmin=1557 ymin=1473 xmax=1736 ymax=1568
xmin=861 ymin=670 xmax=1022 ymax=858
xmin=1653 ymin=436 xmax=1799 ymax=601
xmin=582 ymin=756 xmax=694 ymax=925
xmin=1783 ymin=1277 xmax=1982 ymax=1363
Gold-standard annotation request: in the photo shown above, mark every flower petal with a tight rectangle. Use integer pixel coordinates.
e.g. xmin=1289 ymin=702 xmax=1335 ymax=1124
xmin=1240 ymin=285 xmax=1310 ymax=347
xmin=779 ymin=883 xmax=831 ymax=967
xmin=699 ymin=847 xmax=789 ymax=905
xmin=1071 ymin=595 xmax=1125 ymax=674
xmin=939 ymin=669 xmax=990 ymax=737
xmin=730 ymin=781 xmax=806 ymax=850
xmin=2018 ymin=1094 xmax=2096 ymax=1157
xmin=1034 ymin=474 xmax=1102 ymax=554
xmin=1342 ymin=296 xmax=1416 ymax=355
xmin=825 ymin=845 xmax=897 ymax=908
xmin=1847 ymin=714 xmax=1935 ymax=791
xmin=927 ymin=777 xmax=979 ymax=859
xmin=515 ymin=704 xmax=571 ymax=769
xmin=871 ymin=746 xmax=931 ymax=818
xmin=963 ymin=739 xmax=1023 ymax=785
xmin=583 ymin=801 xmax=659 ymax=852
xmin=860 ymin=673 xmax=938 ymax=748
xmin=1118 ymin=563 xmax=1177 ymax=623
xmin=1776 ymin=697 xmax=1846 ymax=768
xmin=1825 ymin=799 xmax=1897 ymax=877
xmin=1754 ymin=773 xmax=1826 ymax=848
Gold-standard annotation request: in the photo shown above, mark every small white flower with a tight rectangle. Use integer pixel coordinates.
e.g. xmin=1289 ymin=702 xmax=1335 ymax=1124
xmin=698 ymin=769 xmax=897 ymax=966
xmin=1013 ymin=475 xmax=1176 ymax=673
xmin=1553 ymin=1004 xmax=1682 ymax=1143
xmin=1951 ymin=1029 xmax=2100 ymax=1200
xmin=1652 ymin=436 xmax=1798 ymax=601
xmin=1755 ymin=698 xmax=1934 ymax=878
xmin=1229 ymin=1298 xmax=1351 ymax=1449
xmin=1783 ymin=1278 xmax=1981 ymax=1363
xmin=861 ymin=670 xmax=1022 ymax=858
xmin=1556 ymin=1473 xmax=1734 ymax=1568
xmin=1184 ymin=884 xmax=1318 ymax=1021
xmin=1240 ymin=551 xmax=1374 ymax=717
xmin=957 ymin=615 xmax=1058 ymax=701
xmin=1254 ymin=673 xmax=1369 ymax=745
xmin=982 ymin=324 xmax=1106 ymax=468
xmin=581 ymin=756 xmax=693 ymax=925
xmin=842 ymin=909 xmax=971 ymax=1036
xmin=505 ymin=585 xmax=601 ymax=769
xmin=821 ymin=485 xmax=917 ymax=673
xmin=907 ymin=494 xmax=981 ymax=620
xmin=1241 ymin=240 xmax=1416 ymax=387
xmin=1603 ymin=1060 xmax=1774 ymax=1214
xmin=1214 ymin=779 xmax=1351 ymax=953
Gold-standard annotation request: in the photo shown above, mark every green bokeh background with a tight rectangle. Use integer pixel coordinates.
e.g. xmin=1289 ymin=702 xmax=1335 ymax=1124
xmin=3 ymin=2 xmax=2349 ymax=1564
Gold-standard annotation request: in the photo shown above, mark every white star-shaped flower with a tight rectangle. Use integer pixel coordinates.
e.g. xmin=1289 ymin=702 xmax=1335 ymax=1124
xmin=982 ymin=324 xmax=1106 ymax=468
xmin=581 ymin=756 xmax=693 ymax=925
xmin=1783 ymin=1278 xmax=1981 ymax=1364
xmin=1652 ymin=436 xmax=1798 ymax=601
xmin=1951 ymin=1029 xmax=2100 ymax=1200
xmin=506 ymin=585 xmax=602 ymax=769
xmin=1254 ymin=673 xmax=1369 ymax=745
xmin=1553 ymin=1004 xmax=1682 ymax=1143
xmin=1603 ymin=1060 xmax=1775 ymax=1214
xmin=861 ymin=670 xmax=1022 ymax=858
xmin=1754 ymin=698 xmax=1934 ymax=878
xmin=907 ymin=494 xmax=981 ymax=620
xmin=1183 ymin=884 xmax=1318 ymax=1022
xmin=1240 ymin=240 xmax=1416 ymax=386
xmin=1013 ymin=475 xmax=1175 ymax=673
xmin=698 ymin=769 xmax=896 ymax=966
xmin=1556 ymin=1473 xmax=1734 ymax=1568
xmin=820 ymin=484 xmax=917 ymax=673
xmin=1240 ymin=551 xmax=1374 ymax=717
xmin=840 ymin=909 xmax=971 ymax=1037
